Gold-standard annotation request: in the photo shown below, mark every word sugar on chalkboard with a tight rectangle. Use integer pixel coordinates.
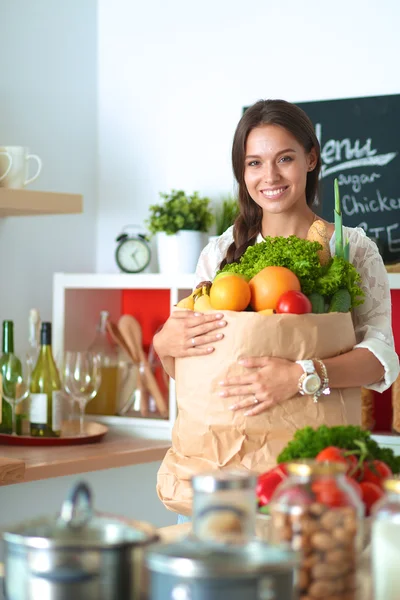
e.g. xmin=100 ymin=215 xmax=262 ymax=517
xmin=297 ymin=95 xmax=400 ymax=264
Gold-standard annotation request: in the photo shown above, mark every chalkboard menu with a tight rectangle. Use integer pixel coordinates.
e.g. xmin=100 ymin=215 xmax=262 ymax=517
xmin=296 ymin=95 xmax=400 ymax=264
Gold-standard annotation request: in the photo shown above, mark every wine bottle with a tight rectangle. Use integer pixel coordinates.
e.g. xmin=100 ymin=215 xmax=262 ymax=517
xmin=30 ymin=322 xmax=62 ymax=437
xmin=0 ymin=321 xmax=23 ymax=435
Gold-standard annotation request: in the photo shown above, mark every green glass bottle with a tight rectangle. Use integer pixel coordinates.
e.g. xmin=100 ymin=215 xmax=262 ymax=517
xmin=30 ymin=322 xmax=62 ymax=437
xmin=0 ymin=321 xmax=23 ymax=435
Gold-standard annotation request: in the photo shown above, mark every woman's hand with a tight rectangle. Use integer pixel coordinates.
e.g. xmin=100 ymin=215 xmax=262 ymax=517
xmin=218 ymin=357 xmax=302 ymax=416
xmin=154 ymin=310 xmax=227 ymax=360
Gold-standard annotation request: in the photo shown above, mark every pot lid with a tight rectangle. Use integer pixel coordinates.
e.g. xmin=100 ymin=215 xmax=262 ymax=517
xmin=145 ymin=538 xmax=298 ymax=578
xmin=3 ymin=481 xmax=158 ymax=550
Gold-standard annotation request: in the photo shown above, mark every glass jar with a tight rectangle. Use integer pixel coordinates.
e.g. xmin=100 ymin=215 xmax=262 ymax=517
xmin=191 ymin=470 xmax=257 ymax=545
xmin=269 ymin=460 xmax=364 ymax=600
xmin=86 ymin=310 xmax=119 ymax=416
xmin=371 ymin=478 xmax=400 ymax=600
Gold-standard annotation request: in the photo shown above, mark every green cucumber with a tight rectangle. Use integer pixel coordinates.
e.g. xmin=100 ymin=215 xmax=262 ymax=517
xmin=308 ymin=292 xmax=326 ymax=314
xmin=328 ymin=288 xmax=351 ymax=313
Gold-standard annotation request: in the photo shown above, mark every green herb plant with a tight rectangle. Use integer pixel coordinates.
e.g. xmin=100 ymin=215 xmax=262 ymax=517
xmin=214 ymin=194 xmax=240 ymax=236
xmin=146 ymin=190 xmax=214 ymax=237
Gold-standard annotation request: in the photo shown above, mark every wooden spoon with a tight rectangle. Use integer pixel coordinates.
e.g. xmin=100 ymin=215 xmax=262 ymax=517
xmin=106 ymin=320 xmax=148 ymax=417
xmin=118 ymin=314 xmax=169 ymax=417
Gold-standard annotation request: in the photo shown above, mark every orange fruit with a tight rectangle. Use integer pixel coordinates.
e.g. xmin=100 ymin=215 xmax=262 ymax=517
xmin=209 ymin=275 xmax=251 ymax=311
xmin=249 ymin=266 xmax=301 ymax=311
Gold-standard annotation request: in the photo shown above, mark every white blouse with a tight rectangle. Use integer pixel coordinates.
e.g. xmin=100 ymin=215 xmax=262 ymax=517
xmin=195 ymin=226 xmax=400 ymax=392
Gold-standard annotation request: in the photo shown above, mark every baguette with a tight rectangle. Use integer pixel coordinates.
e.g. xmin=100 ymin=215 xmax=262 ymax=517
xmin=306 ymin=219 xmax=331 ymax=266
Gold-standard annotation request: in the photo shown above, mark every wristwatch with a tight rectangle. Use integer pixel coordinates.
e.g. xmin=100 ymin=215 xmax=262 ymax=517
xmin=296 ymin=360 xmax=321 ymax=397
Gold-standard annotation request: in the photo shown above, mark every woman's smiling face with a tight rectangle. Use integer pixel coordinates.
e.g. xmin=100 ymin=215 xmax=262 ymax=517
xmin=244 ymin=124 xmax=317 ymax=216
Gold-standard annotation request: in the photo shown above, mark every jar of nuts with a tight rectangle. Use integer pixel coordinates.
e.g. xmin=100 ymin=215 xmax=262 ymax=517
xmin=269 ymin=460 xmax=364 ymax=600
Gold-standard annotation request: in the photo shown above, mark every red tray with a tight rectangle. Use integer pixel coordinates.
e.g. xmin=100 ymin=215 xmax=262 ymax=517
xmin=0 ymin=421 xmax=108 ymax=446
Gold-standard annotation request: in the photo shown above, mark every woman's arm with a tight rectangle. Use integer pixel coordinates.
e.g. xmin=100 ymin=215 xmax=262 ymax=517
xmin=219 ymin=230 xmax=400 ymax=416
xmin=154 ymin=232 xmax=233 ymax=378
xmin=219 ymin=348 xmax=386 ymax=417
xmin=153 ymin=311 xmax=228 ymax=379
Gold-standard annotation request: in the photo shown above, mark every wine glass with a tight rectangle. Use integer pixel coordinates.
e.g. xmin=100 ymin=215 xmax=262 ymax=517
xmin=1 ymin=354 xmax=32 ymax=436
xmin=62 ymin=351 xmax=101 ymax=436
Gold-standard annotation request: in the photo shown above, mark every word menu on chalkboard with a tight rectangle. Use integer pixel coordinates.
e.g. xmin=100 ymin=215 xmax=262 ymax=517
xmin=297 ymin=95 xmax=400 ymax=264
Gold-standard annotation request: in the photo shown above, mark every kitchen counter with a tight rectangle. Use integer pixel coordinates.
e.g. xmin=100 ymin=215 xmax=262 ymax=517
xmin=0 ymin=427 xmax=170 ymax=486
xmin=0 ymin=457 xmax=25 ymax=485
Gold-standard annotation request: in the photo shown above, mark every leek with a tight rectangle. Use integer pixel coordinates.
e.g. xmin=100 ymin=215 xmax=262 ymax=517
xmin=334 ymin=178 xmax=344 ymax=259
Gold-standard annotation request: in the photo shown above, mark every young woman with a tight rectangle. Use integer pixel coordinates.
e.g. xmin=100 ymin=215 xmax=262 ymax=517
xmin=154 ymin=99 xmax=399 ymax=518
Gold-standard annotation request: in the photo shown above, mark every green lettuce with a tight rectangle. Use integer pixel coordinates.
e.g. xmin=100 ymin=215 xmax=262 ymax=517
xmin=218 ymin=236 xmax=364 ymax=309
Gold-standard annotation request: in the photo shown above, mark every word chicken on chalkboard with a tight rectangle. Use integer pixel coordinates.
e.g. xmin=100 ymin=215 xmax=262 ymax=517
xmin=297 ymin=95 xmax=400 ymax=264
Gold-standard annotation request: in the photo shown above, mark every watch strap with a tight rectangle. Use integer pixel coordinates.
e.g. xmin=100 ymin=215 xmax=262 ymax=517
xmin=312 ymin=358 xmax=330 ymax=400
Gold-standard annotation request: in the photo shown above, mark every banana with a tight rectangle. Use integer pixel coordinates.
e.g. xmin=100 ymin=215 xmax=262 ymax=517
xmin=176 ymin=281 xmax=212 ymax=310
xmin=257 ymin=308 xmax=275 ymax=315
xmin=193 ymin=284 xmax=213 ymax=312
xmin=176 ymin=293 xmax=195 ymax=310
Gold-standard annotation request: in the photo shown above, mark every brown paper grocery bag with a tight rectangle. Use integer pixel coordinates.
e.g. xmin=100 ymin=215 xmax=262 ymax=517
xmin=157 ymin=311 xmax=361 ymax=515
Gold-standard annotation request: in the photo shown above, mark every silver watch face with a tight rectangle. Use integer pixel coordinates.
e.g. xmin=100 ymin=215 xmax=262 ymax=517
xmin=303 ymin=374 xmax=321 ymax=395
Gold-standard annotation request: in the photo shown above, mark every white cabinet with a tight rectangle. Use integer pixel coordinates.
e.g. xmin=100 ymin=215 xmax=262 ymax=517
xmin=52 ymin=273 xmax=195 ymax=440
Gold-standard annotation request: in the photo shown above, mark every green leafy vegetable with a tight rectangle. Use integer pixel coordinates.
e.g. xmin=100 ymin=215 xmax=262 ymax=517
xmin=218 ymin=236 xmax=364 ymax=309
xmin=315 ymin=257 xmax=365 ymax=308
xmin=277 ymin=425 xmax=400 ymax=474
xmin=219 ymin=236 xmax=323 ymax=295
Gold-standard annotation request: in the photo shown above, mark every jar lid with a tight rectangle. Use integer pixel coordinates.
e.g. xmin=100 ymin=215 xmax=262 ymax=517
xmin=192 ymin=470 xmax=257 ymax=493
xmin=145 ymin=538 xmax=298 ymax=578
xmin=3 ymin=481 xmax=158 ymax=550
xmin=287 ymin=460 xmax=347 ymax=477
xmin=383 ymin=478 xmax=400 ymax=494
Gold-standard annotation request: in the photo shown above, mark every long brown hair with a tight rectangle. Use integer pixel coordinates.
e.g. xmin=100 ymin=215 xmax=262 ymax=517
xmin=220 ymin=99 xmax=321 ymax=268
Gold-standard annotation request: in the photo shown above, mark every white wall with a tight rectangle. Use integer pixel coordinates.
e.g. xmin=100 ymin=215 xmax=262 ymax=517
xmin=96 ymin=0 xmax=400 ymax=273
xmin=0 ymin=0 xmax=98 ymax=354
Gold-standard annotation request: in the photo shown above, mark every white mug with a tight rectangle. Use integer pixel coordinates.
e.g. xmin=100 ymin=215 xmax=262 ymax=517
xmin=0 ymin=146 xmax=42 ymax=189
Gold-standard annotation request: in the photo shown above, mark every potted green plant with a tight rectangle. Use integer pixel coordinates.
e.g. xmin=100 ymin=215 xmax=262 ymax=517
xmin=212 ymin=194 xmax=240 ymax=239
xmin=146 ymin=190 xmax=214 ymax=274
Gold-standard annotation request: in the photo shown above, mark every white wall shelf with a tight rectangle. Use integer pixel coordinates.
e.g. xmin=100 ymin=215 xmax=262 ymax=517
xmin=0 ymin=189 xmax=83 ymax=217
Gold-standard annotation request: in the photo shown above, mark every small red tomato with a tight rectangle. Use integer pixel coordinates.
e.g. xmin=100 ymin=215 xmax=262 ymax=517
xmin=312 ymin=479 xmax=348 ymax=508
xmin=316 ymin=446 xmax=348 ymax=465
xmin=362 ymin=460 xmax=392 ymax=489
xmin=359 ymin=481 xmax=384 ymax=516
xmin=276 ymin=291 xmax=312 ymax=315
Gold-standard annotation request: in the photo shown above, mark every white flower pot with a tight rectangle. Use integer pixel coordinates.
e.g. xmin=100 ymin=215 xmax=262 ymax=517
xmin=156 ymin=230 xmax=206 ymax=274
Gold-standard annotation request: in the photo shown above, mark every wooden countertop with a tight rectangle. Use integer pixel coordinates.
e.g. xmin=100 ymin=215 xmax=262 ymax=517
xmin=0 ymin=427 xmax=170 ymax=486
xmin=0 ymin=457 xmax=25 ymax=485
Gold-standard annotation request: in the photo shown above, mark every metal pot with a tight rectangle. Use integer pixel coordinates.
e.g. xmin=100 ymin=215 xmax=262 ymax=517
xmin=144 ymin=537 xmax=299 ymax=600
xmin=2 ymin=481 xmax=158 ymax=600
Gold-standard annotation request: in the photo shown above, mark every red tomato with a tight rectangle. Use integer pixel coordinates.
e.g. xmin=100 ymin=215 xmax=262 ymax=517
xmin=359 ymin=481 xmax=384 ymax=516
xmin=316 ymin=446 xmax=348 ymax=465
xmin=256 ymin=464 xmax=288 ymax=506
xmin=275 ymin=291 xmax=312 ymax=315
xmin=362 ymin=460 xmax=392 ymax=489
xmin=312 ymin=479 xmax=349 ymax=508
